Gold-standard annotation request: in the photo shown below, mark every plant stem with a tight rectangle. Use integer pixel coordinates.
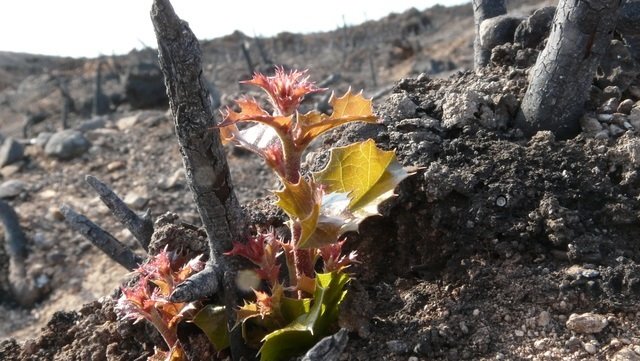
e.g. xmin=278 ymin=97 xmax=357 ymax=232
xmin=291 ymin=222 xmax=313 ymax=298
xmin=149 ymin=308 xmax=177 ymax=348
xmin=282 ymin=142 xmax=301 ymax=184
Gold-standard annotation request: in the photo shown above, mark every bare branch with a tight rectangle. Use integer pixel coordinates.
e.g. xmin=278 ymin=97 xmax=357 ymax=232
xmin=150 ymin=0 xmax=251 ymax=358
xmin=85 ymin=175 xmax=153 ymax=251
xmin=0 ymin=200 xmax=42 ymax=307
xmin=59 ymin=204 xmax=142 ymax=271
xmin=0 ymin=200 xmax=28 ymax=261
xmin=472 ymin=0 xmax=506 ymax=68
xmin=516 ymin=0 xmax=621 ymax=138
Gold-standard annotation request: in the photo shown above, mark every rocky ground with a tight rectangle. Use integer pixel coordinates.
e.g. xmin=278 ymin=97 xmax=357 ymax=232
xmin=2 ymin=0 xmax=640 ymax=360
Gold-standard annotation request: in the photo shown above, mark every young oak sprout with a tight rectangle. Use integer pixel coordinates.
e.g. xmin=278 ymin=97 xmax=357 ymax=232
xmin=116 ymin=68 xmax=413 ymax=361
xmin=217 ymin=67 xmax=413 ymax=360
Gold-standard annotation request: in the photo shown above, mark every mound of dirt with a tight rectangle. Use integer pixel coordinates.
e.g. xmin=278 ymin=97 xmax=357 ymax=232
xmin=322 ymin=67 xmax=640 ymax=360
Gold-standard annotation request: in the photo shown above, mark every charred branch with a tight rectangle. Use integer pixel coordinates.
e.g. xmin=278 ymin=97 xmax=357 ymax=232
xmin=241 ymin=41 xmax=255 ymax=74
xmin=253 ymin=35 xmax=273 ymax=65
xmin=0 ymin=200 xmax=27 ymax=261
xmin=1 ymin=200 xmax=45 ymax=307
xmin=85 ymin=175 xmax=153 ymax=252
xmin=150 ymin=0 xmax=251 ymax=358
xmin=59 ymin=204 xmax=143 ymax=271
xmin=472 ymin=0 xmax=506 ymax=68
xmin=516 ymin=0 xmax=621 ymax=138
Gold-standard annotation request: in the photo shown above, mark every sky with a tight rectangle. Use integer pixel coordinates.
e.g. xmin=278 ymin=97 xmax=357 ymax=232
xmin=0 ymin=0 xmax=469 ymax=58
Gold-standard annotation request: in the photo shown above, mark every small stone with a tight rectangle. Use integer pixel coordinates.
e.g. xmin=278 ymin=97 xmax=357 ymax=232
xmin=0 ymin=163 xmax=23 ymax=178
xmin=39 ymin=189 xmax=57 ymax=200
xmin=386 ymin=340 xmax=409 ymax=354
xmin=408 ymin=357 xmax=418 ymax=361
xmin=597 ymin=113 xmax=614 ymax=122
xmin=75 ymin=116 xmax=107 ymax=132
xmin=537 ymin=311 xmax=551 ymax=327
xmin=599 ymin=98 xmax=619 ymax=114
xmin=618 ymin=99 xmax=635 ymax=114
xmin=0 ymin=179 xmax=28 ymax=199
xmin=495 ymin=352 xmax=505 ymax=360
xmin=566 ymin=313 xmax=608 ymax=334
xmin=459 ymin=321 xmax=469 ymax=334
xmin=630 ymin=108 xmax=640 ymax=130
xmin=610 ymin=124 xmax=625 ymax=137
xmin=107 ymin=160 xmax=125 ymax=172
xmin=47 ymin=206 xmax=65 ymax=221
xmin=116 ymin=114 xmax=141 ymax=130
xmin=44 ymin=130 xmax=91 ymax=160
xmin=32 ymin=132 xmax=52 ymax=148
xmin=566 ymin=336 xmax=582 ymax=350
xmin=534 ymin=339 xmax=547 ymax=350
xmin=473 ymin=309 xmax=480 ymax=316
xmin=611 ymin=348 xmax=640 ymax=361
xmin=157 ymin=169 xmax=184 ymax=190
xmin=594 ymin=130 xmax=610 ymax=140
xmin=514 ymin=330 xmax=525 ymax=337
xmin=124 ymin=192 xmax=148 ymax=210
xmin=583 ymin=342 xmax=597 ymax=354
xmin=47 ymin=251 xmax=66 ymax=264
xmin=603 ymin=86 xmax=622 ymax=101
xmin=580 ymin=115 xmax=603 ymax=133
xmin=0 ymin=137 xmax=25 ymax=167
xmin=612 ymin=113 xmax=628 ymax=126
xmin=581 ymin=269 xmax=600 ymax=278
xmin=35 ymin=274 xmax=50 ymax=288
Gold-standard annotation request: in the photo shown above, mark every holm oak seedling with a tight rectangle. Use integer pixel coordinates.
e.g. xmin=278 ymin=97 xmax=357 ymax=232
xmin=117 ymin=67 xmax=412 ymax=361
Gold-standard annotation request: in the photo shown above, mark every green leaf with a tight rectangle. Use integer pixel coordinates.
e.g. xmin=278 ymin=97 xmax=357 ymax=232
xmin=280 ymin=296 xmax=311 ymax=321
xmin=313 ymin=139 xmax=412 ymax=236
xmin=259 ymin=272 xmax=350 ymax=361
xmin=192 ymin=305 xmax=230 ymax=351
xmin=274 ymin=178 xmax=321 ymax=248
xmin=295 ymin=89 xmax=378 ymax=148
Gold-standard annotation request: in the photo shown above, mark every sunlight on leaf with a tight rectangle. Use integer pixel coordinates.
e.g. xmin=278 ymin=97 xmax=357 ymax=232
xmin=314 ymin=139 xmax=412 ymax=219
xmin=295 ymin=89 xmax=378 ymax=148
xmin=305 ymin=140 xmax=413 ymax=248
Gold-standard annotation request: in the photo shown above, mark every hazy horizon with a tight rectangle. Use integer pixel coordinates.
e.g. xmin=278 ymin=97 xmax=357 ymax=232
xmin=1 ymin=0 xmax=469 ymax=58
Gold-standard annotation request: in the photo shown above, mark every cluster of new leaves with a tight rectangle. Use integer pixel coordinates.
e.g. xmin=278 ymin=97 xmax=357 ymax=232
xmin=116 ymin=248 xmax=205 ymax=361
xmin=212 ymin=68 xmax=412 ymax=360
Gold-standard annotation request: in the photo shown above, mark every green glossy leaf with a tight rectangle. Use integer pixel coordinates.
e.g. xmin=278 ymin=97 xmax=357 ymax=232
xmin=280 ymin=296 xmax=311 ymax=322
xmin=275 ymin=178 xmax=321 ymax=248
xmin=259 ymin=272 xmax=350 ymax=361
xmin=192 ymin=305 xmax=230 ymax=351
xmin=311 ymin=140 xmax=413 ymax=244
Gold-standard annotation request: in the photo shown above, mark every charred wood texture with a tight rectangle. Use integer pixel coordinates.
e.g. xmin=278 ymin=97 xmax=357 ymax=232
xmin=1 ymin=201 xmax=43 ymax=307
xmin=618 ymin=0 xmax=640 ymax=61
xmin=516 ymin=0 xmax=621 ymax=138
xmin=241 ymin=41 xmax=255 ymax=74
xmin=60 ymin=205 xmax=143 ymax=271
xmin=472 ymin=0 xmax=506 ymax=68
xmin=85 ymin=175 xmax=153 ymax=251
xmin=150 ymin=0 xmax=251 ymax=358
